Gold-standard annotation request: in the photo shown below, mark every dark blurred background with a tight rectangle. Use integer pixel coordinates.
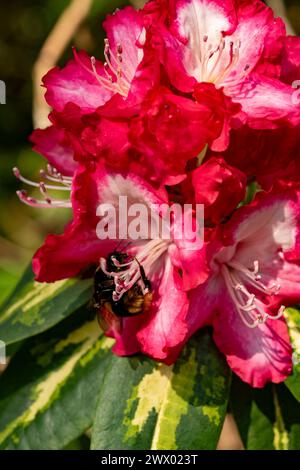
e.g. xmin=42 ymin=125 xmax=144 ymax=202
xmin=0 ymin=0 xmax=299 ymax=304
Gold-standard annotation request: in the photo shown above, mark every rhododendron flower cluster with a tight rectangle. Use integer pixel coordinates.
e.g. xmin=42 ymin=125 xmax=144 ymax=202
xmin=15 ymin=0 xmax=300 ymax=388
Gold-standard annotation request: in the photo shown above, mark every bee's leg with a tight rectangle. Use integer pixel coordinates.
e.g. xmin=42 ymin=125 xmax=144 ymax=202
xmin=136 ymin=262 xmax=151 ymax=293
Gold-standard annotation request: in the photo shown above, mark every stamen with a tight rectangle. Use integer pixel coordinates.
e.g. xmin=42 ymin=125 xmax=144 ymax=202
xmin=46 ymin=165 xmax=72 ymax=182
xmin=90 ymin=57 xmax=117 ymax=92
xmin=39 ymin=169 xmax=72 ymax=186
xmin=17 ymin=190 xmax=72 ymax=209
xmin=195 ymin=33 xmax=248 ymax=87
xmin=204 ymin=39 xmax=225 ymax=82
xmin=104 ymin=39 xmax=132 ymax=85
xmin=104 ymin=40 xmax=120 ymax=76
xmin=14 ymin=167 xmax=71 ymax=191
xmin=234 ymin=283 xmax=255 ymax=309
xmin=221 ymin=258 xmax=285 ymax=329
xmin=103 ymin=62 xmax=113 ymax=82
xmin=213 ymin=40 xmax=240 ymax=85
xmin=14 ymin=166 xmax=72 ymax=209
xmin=228 ymin=259 xmax=281 ymax=296
xmin=73 ymin=47 xmax=130 ymax=97
xmin=252 ymin=260 xmax=262 ymax=280
xmin=267 ymin=305 xmax=286 ymax=320
xmin=90 ymin=53 xmax=130 ymax=97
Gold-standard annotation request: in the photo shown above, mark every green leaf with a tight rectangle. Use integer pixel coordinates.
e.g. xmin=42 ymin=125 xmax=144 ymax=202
xmin=284 ymin=307 xmax=300 ymax=402
xmin=0 ymin=265 xmax=93 ymax=345
xmin=91 ymin=328 xmax=231 ymax=450
xmin=64 ymin=435 xmax=90 ymax=450
xmin=0 ymin=267 xmax=18 ymax=305
xmin=0 ymin=312 xmax=113 ymax=450
xmin=231 ymin=376 xmax=300 ymax=450
xmin=239 ymin=181 xmax=260 ymax=207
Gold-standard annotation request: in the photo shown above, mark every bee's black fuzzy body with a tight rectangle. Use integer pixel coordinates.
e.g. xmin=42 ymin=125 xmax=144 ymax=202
xmin=93 ymin=251 xmax=153 ymax=332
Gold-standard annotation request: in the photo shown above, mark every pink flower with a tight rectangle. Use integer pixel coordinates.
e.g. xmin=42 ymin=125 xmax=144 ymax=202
xmin=147 ymin=0 xmax=300 ymax=148
xmin=33 ymin=163 xmax=207 ymax=363
xmin=28 ymin=6 xmax=160 ymax=183
xmin=43 ymin=7 xmax=151 ymax=113
xmin=186 ymin=185 xmax=300 ymax=387
xmin=198 ymin=35 xmax=300 ymax=188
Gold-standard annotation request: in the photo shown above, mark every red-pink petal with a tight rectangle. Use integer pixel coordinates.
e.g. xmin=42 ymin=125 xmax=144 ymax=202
xmin=186 ymin=277 xmax=221 ymax=336
xmin=223 ymin=0 xmax=284 ymax=85
xmin=32 ymin=220 xmax=113 ymax=283
xmin=30 ymin=126 xmax=77 ymax=176
xmin=103 ymin=6 xmax=145 ymax=84
xmin=228 ymin=73 xmax=300 ymax=126
xmin=137 ymin=258 xmax=189 ymax=363
xmin=111 ymin=315 xmax=145 ymax=357
xmin=43 ymin=50 xmax=112 ymax=113
xmin=191 ymin=157 xmax=246 ymax=224
xmin=213 ymin=294 xmax=293 ymax=388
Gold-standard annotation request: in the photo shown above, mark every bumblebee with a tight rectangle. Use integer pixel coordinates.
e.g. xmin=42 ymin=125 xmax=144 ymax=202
xmin=93 ymin=251 xmax=153 ymax=333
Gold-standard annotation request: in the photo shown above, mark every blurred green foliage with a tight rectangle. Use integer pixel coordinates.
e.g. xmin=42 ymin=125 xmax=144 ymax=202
xmin=287 ymin=0 xmax=300 ymax=35
xmin=0 ymin=0 xmax=299 ymax=305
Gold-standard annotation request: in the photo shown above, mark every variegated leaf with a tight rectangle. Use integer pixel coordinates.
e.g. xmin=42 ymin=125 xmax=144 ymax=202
xmin=285 ymin=307 xmax=300 ymax=402
xmin=231 ymin=376 xmax=300 ymax=450
xmin=91 ymin=329 xmax=231 ymax=450
xmin=0 ymin=265 xmax=93 ymax=345
xmin=0 ymin=313 xmax=113 ymax=450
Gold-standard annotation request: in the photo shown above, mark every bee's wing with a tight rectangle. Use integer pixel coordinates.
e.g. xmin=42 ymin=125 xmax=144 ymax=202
xmin=97 ymin=303 xmax=122 ymax=335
